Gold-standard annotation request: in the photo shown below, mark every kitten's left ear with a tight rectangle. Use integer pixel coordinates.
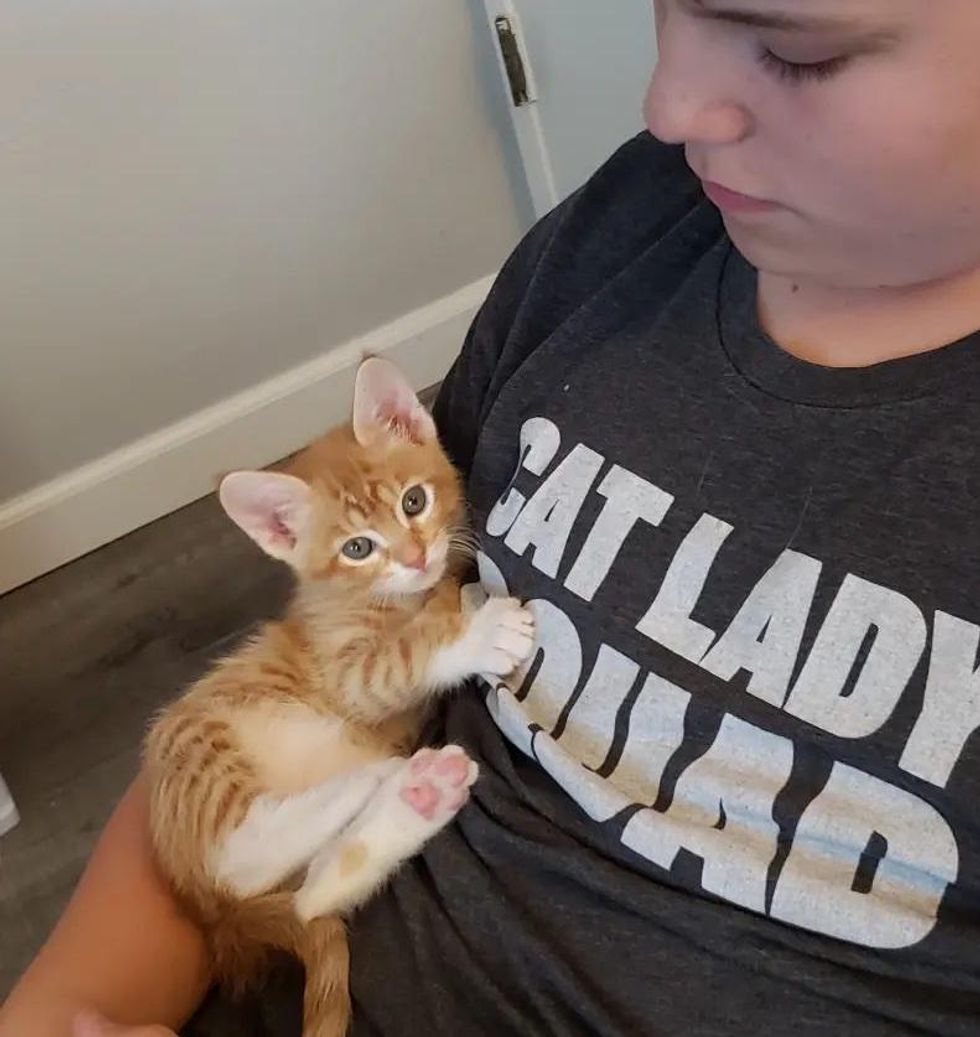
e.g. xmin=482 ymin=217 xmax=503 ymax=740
xmin=352 ymin=357 xmax=436 ymax=447
xmin=218 ymin=470 xmax=312 ymax=564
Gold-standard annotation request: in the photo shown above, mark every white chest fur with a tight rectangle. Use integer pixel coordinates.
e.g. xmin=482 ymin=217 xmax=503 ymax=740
xmin=230 ymin=701 xmax=388 ymax=796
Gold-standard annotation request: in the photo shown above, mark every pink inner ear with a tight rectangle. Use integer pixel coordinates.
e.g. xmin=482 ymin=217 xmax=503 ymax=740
xmin=377 ymin=394 xmax=423 ymax=444
xmin=267 ymin=510 xmax=297 ymax=549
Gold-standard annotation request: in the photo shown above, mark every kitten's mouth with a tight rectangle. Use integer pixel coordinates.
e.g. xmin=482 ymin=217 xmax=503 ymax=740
xmin=378 ymin=559 xmax=445 ymax=598
xmin=412 ymin=562 xmax=445 ymax=590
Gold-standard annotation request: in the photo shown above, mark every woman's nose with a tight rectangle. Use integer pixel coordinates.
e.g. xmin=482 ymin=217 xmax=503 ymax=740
xmin=646 ymin=92 xmax=753 ymax=147
xmin=645 ymin=71 xmax=753 ymax=147
xmin=644 ymin=6 xmax=754 ymax=148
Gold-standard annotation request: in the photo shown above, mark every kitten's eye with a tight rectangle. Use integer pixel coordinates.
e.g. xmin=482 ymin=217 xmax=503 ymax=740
xmin=341 ymin=536 xmax=375 ymax=561
xmin=401 ymin=485 xmax=428 ymax=517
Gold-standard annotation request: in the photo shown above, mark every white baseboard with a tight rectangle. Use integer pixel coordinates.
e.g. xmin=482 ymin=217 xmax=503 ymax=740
xmin=0 ymin=275 xmax=493 ymax=597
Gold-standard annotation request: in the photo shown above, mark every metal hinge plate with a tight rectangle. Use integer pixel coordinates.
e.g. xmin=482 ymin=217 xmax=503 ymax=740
xmin=494 ymin=15 xmax=531 ymax=107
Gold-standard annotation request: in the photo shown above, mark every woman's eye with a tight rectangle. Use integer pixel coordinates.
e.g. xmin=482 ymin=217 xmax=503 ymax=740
xmin=759 ymin=48 xmax=850 ymax=84
xmin=341 ymin=536 xmax=375 ymax=561
xmin=402 ymin=485 xmax=428 ymax=517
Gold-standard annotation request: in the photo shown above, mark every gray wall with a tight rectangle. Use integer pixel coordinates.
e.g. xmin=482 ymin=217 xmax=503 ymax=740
xmin=515 ymin=0 xmax=654 ymax=203
xmin=0 ymin=1 xmax=531 ymax=501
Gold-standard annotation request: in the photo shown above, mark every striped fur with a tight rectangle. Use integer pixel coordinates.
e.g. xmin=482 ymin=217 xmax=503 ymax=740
xmin=143 ymin=362 xmax=533 ymax=1037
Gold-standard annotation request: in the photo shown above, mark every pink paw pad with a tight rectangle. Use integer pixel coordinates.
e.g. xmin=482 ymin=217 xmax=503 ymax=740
xmin=432 ymin=750 xmax=470 ymax=785
xmin=409 ymin=748 xmax=438 ymax=775
xmin=401 ymin=781 xmax=440 ymax=820
xmin=399 ymin=747 xmax=476 ymax=821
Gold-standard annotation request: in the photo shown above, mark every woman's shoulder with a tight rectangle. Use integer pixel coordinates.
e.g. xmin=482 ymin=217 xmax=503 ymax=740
xmin=503 ymin=133 xmax=716 ymax=331
xmin=432 ymin=135 xmax=719 ymax=473
xmin=568 ymin=131 xmax=704 ymax=231
xmin=545 ymin=132 xmax=708 ymax=271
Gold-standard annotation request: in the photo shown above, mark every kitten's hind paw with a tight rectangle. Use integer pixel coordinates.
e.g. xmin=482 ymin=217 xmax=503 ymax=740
xmin=400 ymin=745 xmax=478 ymax=821
xmin=294 ymin=746 xmax=478 ymax=921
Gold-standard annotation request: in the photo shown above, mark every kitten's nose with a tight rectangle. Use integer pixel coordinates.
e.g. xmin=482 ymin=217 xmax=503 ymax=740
xmin=401 ymin=549 xmax=427 ymax=572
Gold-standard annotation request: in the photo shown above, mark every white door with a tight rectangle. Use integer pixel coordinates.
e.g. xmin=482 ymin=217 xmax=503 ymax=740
xmin=482 ymin=1 xmax=657 ymax=217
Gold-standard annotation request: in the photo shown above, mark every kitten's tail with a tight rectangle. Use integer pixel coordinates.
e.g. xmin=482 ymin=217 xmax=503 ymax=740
xmin=297 ymin=915 xmax=351 ymax=1037
xmin=208 ymin=892 xmax=351 ymax=1037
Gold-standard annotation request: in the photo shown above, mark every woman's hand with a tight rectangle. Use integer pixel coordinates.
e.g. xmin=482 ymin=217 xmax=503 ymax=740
xmin=72 ymin=1009 xmax=177 ymax=1037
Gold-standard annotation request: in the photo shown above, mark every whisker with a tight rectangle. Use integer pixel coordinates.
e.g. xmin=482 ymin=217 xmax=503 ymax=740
xmin=447 ymin=525 xmax=480 ymax=545
xmin=448 ymin=533 xmax=480 ymax=552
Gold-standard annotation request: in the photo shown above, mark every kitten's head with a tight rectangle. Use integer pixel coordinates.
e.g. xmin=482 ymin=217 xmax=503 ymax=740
xmin=219 ymin=358 xmax=465 ymax=598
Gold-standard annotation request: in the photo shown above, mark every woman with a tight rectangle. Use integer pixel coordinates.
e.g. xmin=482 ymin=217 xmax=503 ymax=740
xmin=5 ymin=1 xmax=980 ymax=1033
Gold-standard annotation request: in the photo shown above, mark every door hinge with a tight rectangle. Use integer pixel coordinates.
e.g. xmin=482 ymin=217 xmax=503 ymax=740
xmin=494 ymin=15 xmax=530 ymax=107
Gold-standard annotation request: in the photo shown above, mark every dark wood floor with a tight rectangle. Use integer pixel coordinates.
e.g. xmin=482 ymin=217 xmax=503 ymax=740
xmin=0 ymin=490 xmax=292 ymax=995
xmin=0 ymin=387 xmax=441 ymax=997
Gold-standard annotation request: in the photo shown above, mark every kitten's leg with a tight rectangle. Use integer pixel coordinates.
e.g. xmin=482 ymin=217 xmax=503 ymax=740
xmin=294 ymin=745 xmax=477 ymax=921
xmin=424 ymin=596 xmax=535 ymax=689
xmin=210 ymin=759 xmax=401 ymax=898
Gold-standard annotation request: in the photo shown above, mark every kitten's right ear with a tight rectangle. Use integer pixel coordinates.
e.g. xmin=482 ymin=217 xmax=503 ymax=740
xmin=218 ymin=471 xmax=312 ymax=563
xmin=352 ymin=356 xmax=436 ymax=447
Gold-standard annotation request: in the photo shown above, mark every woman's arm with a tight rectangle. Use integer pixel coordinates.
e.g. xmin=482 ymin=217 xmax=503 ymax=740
xmin=0 ymin=774 xmax=212 ymax=1037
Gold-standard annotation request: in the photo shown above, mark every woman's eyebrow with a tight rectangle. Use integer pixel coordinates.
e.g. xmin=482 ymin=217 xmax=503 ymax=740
xmin=687 ymin=0 xmax=891 ymax=36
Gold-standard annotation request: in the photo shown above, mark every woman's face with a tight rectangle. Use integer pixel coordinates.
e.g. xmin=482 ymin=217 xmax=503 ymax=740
xmin=646 ymin=0 xmax=980 ymax=288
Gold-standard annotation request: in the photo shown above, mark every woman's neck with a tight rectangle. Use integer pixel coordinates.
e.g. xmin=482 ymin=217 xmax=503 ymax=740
xmin=757 ymin=264 xmax=980 ymax=369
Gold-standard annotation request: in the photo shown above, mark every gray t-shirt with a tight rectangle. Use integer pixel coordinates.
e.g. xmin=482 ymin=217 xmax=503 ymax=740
xmin=189 ymin=134 xmax=980 ymax=1036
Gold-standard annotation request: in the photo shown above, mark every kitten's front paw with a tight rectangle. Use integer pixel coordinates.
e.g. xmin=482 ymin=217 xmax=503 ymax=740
xmin=466 ymin=597 xmax=535 ymax=677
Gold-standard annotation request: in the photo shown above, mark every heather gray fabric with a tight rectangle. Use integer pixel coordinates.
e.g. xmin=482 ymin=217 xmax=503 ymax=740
xmin=190 ymin=134 xmax=980 ymax=1037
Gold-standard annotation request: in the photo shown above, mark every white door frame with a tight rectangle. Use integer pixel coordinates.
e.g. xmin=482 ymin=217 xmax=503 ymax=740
xmin=481 ymin=2 xmax=560 ymax=218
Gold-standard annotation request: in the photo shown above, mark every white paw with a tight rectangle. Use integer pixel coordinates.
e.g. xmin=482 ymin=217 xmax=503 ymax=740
xmin=397 ymin=745 xmax=479 ymax=828
xmin=465 ymin=596 xmax=535 ymax=677
xmin=293 ymin=746 xmax=478 ymax=921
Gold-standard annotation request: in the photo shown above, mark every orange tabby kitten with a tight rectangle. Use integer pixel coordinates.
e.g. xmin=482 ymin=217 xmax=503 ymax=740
xmin=143 ymin=358 xmax=535 ymax=1037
